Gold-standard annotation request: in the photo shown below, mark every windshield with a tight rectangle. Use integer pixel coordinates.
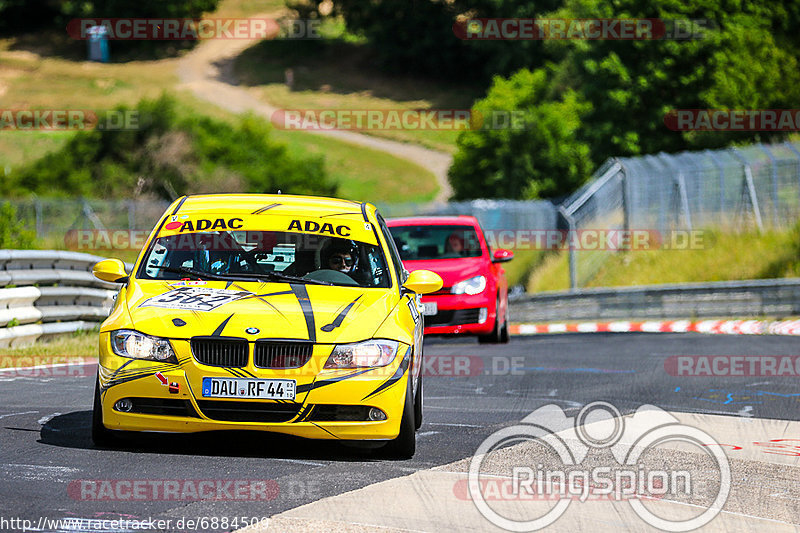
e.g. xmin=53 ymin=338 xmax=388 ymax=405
xmin=389 ymin=225 xmax=483 ymax=260
xmin=137 ymin=230 xmax=391 ymax=288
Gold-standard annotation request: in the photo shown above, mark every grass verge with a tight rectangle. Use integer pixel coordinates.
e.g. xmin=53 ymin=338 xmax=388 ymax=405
xmin=0 ymin=328 xmax=98 ymax=361
xmin=527 ymin=228 xmax=800 ymax=292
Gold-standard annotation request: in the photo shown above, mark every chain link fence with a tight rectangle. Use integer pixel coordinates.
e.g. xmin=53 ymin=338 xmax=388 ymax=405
xmin=5 ymin=140 xmax=800 ymax=290
xmin=561 ymin=141 xmax=800 ymax=288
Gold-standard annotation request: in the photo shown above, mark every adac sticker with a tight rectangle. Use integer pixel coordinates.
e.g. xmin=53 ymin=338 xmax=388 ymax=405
xmin=170 ymin=280 xmax=207 ymax=287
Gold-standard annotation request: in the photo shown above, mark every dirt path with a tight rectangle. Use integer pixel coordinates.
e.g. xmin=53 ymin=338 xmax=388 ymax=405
xmin=176 ymin=18 xmax=453 ymax=202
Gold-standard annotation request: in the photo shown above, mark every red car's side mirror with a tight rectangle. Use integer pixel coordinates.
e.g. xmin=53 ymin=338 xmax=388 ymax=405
xmin=492 ymin=249 xmax=514 ymax=263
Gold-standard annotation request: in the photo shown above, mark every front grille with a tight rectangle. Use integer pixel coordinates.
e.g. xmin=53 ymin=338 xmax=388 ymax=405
xmin=195 ymin=400 xmax=303 ymax=423
xmin=307 ymin=405 xmax=372 ymax=422
xmin=254 ymin=341 xmax=313 ymax=368
xmin=426 ymin=308 xmax=482 ymax=327
xmin=125 ymin=398 xmax=199 ymax=417
xmin=191 ymin=337 xmax=248 ymax=367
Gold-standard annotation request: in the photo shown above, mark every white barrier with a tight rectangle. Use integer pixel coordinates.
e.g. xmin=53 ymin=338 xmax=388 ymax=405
xmin=0 ymin=250 xmax=130 ymax=347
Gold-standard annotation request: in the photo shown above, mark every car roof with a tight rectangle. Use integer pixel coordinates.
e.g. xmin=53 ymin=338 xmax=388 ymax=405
xmin=386 ymin=215 xmax=479 ymax=226
xmin=168 ymin=194 xmax=371 ymax=219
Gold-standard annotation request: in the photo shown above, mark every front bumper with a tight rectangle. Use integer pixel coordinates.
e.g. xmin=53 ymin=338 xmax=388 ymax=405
xmin=421 ymin=292 xmax=496 ymax=335
xmin=98 ymin=334 xmax=411 ymax=441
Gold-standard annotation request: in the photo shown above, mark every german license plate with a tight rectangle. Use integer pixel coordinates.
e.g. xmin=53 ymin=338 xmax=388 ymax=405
xmin=201 ymin=377 xmax=296 ymax=400
xmin=422 ymin=302 xmax=438 ymax=316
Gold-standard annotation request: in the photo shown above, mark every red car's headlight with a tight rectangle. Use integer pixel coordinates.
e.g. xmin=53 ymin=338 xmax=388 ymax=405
xmin=451 ymin=275 xmax=486 ymax=295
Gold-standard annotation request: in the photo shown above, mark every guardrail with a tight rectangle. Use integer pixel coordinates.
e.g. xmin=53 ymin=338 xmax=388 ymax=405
xmin=0 ymin=250 xmax=128 ymax=348
xmin=510 ymin=278 xmax=800 ymax=323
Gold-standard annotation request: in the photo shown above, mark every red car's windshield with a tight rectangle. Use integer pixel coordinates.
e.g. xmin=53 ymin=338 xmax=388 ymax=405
xmin=389 ymin=225 xmax=482 ymax=260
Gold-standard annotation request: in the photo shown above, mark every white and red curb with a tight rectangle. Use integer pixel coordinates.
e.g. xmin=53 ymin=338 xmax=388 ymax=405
xmin=510 ymin=319 xmax=800 ymax=336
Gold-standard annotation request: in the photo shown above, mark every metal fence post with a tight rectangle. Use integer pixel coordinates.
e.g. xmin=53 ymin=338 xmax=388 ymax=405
xmin=34 ymin=198 xmax=43 ymax=239
xmin=730 ymin=148 xmax=764 ymax=232
xmin=620 ymin=160 xmax=631 ymax=232
xmin=784 ymin=141 xmax=800 ymax=214
xmin=705 ymin=149 xmax=725 ymax=219
xmin=559 ymin=205 xmax=578 ymax=291
xmin=758 ymin=143 xmax=780 ymax=227
xmin=658 ymin=153 xmax=693 ymax=230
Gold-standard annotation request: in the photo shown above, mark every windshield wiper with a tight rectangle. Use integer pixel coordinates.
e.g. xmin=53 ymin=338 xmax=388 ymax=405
xmin=147 ymin=265 xmax=333 ymax=286
xmin=227 ymin=271 xmax=334 ymax=286
xmin=146 ymin=265 xmax=250 ymax=282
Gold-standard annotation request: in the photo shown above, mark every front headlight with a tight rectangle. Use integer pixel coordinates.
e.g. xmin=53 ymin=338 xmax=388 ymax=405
xmin=451 ymin=275 xmax=486 ymax=295
xmin=324 ymin=339 xmax=399 ymax=369
xmin=111 ymin=329 xmax=177 ymax=363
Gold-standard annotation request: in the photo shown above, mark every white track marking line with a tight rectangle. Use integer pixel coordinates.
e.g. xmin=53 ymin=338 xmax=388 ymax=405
xmin=37 ymin=412 xmax=62 ymax=425
xmin=0 ymin=359 xmax=98 ymax=373
xmin=426 ymin=422 xmax=482 ymax=428
xmin=0 ymin=410 xmax=38 ymax=419
xmin=272 ymin=458 xmax=328 ymax=467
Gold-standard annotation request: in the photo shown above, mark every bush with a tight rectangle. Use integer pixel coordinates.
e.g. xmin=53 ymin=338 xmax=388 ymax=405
xmin=6 ymin=94 xmax=336 ymax=200
xmin=0 ymin=201 xmax=36 ymax=248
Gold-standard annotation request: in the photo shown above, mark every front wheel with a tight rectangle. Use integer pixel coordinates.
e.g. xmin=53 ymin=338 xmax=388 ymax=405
xmin=92 ymin=377 xmax=119 ymax=448
xmin=413 ymin=374 xmax=423 ymax=430
xmin=381 ymin=376 xmax=416 ymax=459
xmin=478 ymin=295 xmax=507 ymax=344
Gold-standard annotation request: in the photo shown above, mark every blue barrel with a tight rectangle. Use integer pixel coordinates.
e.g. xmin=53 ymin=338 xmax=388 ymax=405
xmin=87 ymin=25 xmax=110 ymax=63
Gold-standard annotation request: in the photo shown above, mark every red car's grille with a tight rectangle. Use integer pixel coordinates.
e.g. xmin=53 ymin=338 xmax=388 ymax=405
xmin=425 ymin=308 xmax=482 ymax=326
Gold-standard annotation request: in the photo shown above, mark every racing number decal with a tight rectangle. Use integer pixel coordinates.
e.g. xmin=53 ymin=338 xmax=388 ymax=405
xmin=139 ymin=287 xmax=252 ymax=311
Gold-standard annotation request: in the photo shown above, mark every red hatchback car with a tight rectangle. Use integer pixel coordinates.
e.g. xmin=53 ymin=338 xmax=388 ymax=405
xmin=387 ymin=216 xmax=513 ymax=343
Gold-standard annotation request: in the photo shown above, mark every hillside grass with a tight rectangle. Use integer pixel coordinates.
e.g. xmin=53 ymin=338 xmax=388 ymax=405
xmin=0 ymin=14 xmax=438 ymax=203
xmin=528 ymin=228 xmax=800 ymax=292
xmin=234 ymin=18 xmax=483 ymax=154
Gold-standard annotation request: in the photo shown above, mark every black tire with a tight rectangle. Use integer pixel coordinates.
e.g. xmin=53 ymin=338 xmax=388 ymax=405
xmin=413 ymin=373 xmax=423 ymax=430
xmin=499 ymin=295 xmax=510 ymax=344
xmin=381 ymin=376 xmax=416 ymax=459
xmin=92 ymin=377 xmax=118 ymax=448
xmin=478 ymin=296 xmax=503 ymax=344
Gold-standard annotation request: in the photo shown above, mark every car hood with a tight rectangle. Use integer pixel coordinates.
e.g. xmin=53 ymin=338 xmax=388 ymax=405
xmin=123 ymin=280 xmax=399 ymax=343
xmin=402 ymin=257 xmax=486 ymax=288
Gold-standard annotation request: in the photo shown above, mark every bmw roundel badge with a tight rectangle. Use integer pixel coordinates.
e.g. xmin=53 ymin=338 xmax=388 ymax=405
xmin=245 ymin=327 xmax=260 ymax=335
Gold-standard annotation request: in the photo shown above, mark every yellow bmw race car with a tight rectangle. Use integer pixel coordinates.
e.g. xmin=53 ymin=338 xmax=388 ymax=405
xmin=91 ymin=194 xmax=442 ymax=458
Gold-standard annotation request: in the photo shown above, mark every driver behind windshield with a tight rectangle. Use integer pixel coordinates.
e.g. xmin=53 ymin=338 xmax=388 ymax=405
xmin=320 ymin=239 xmax=359 ymax=275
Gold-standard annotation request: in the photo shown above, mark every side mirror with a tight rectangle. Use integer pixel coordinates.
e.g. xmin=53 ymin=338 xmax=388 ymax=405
xmin=492 ymin=249 xmax=514 ymax=263
xmin=93 ymin=259 xmax=129 ymax=283
xmin=402 ymin=269 xmax=443 ymax=295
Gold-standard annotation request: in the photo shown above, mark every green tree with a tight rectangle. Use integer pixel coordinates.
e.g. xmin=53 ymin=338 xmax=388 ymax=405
xmin=449 ymin=0 xmax=800 ymax=199
xmin=333 ymin=0 xmax=563 ymax=82
xmin=449 ymin=68 xmax=591 ymax=199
